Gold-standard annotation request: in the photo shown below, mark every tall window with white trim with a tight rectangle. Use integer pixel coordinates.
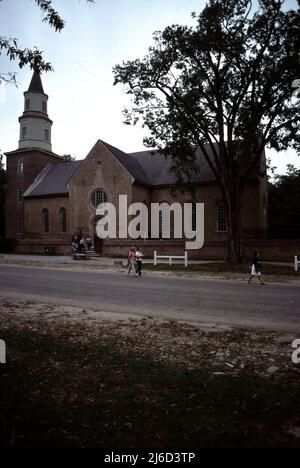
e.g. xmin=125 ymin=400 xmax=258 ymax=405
xmin=59 ymin=207 xmax=67 ymax=234
xmin=215 ymin=200 xmax=227 ymax=233
xmin=41 ymin=208 xmax=49 ymax=234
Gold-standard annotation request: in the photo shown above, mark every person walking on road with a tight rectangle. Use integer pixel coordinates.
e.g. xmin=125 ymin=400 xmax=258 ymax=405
xmin=127 ymin=247 xmax=137 ymax=277
xmin=248 ymin=251 xmax=265 ymax=285
xmin=135 ymin=247 xmax=143 ymax=276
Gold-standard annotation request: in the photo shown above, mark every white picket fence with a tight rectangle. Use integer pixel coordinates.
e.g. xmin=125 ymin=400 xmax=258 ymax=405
xmin=295 ymin=256 xmax=300 ymax=272
xmin=154 ymin=251 xmax=188 ymax=268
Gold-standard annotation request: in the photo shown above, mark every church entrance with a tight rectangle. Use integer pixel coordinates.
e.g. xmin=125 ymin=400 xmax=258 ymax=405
xmin=93 ymin=218 xmax=103 ymax=255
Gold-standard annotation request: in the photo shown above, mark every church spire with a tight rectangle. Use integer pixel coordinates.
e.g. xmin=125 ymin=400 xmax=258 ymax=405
xmin=27 ymin=69 xmax=45 ymax=94
xmin=18 ymin=70 xmax=53 ymax=152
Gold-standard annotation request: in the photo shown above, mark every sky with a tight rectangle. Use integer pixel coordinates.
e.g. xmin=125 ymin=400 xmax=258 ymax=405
xmin=0 ymin=0 xmax=299 ymax=175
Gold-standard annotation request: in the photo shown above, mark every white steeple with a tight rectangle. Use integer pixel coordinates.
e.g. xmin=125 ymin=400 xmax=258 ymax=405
xmin=18 ymin=69 xmax=53 ymax=151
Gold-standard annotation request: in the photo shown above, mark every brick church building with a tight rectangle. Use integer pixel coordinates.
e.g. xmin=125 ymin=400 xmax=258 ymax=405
xmin=5 ymin=70 xmax=268 ymax=259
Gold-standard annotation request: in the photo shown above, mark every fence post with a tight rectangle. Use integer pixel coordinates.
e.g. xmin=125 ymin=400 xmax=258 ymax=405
xmin=169 ymin=256 xmax=172 ymax=266
xmin=0 ymin=339 xmax=6 ymax=364
xmin=295 ymin=256 xmax=299 ymax=272
xmin=154 ymin=251 xmax=157 ymax=266
xmin=185 ymin=251 xmax=188 ymax=268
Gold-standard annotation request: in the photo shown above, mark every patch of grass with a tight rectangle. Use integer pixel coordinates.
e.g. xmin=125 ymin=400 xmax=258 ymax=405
xmin=0 ymin=322 xmax=300 ymax=448
xmin=143 ymin=262 xmax=299 ymax=276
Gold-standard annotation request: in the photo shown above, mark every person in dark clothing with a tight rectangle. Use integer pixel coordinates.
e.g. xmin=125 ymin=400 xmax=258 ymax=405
xmin=248 ymin=251 xmax=265 ymax=285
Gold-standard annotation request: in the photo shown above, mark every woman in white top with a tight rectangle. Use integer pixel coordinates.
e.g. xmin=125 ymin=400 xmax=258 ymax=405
xmin=135 ymin=247 xmax=143 ymax=276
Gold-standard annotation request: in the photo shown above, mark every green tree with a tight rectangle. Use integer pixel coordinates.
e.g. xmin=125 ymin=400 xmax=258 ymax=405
xmin=62 ymin=154 xmax=76 ymax=162
xmin=114 ymin=0 xmax=300 ymax=263
xmin=268 ymin=165 xmax=300 ymax=239
xmin=0 ymin=0 xmax=94 ymax=82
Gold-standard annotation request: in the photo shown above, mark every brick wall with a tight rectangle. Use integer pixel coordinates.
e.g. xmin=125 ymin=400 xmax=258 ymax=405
xmin=243 ymin=239 xmax=300 ymax=262
xmin=15 ymin=240 xmax=70 ymax=255
xmin=68 ymin=141 xmax=133 ymax=243
xmin=13 ymin=238 xmax=300 ymax=263
xmin=23 ymin=196 xmax=70 ymax=242
xmin=102 ymin=239 xmax=300 ymax=263
xmin=5 ymin=149 xmax=62 ymax=239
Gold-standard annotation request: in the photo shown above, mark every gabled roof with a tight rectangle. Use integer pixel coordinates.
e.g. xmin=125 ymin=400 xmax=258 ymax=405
xmin=101 ymin=140 xmax=216 ymax=187
xmin=23 ymin=161 xmax=82 ymax=199
xmin=22 ymin=141 xmax=217 ymax=200
xmin=100 ymin=140 xmax=152 ymax=186
xmin=130 ymin=147 xmax=216 ymax=186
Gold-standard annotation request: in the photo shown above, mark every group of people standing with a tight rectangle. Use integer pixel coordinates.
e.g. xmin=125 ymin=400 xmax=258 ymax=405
xmin=127 ymin=247 xmax=144 ymax=277
xmin=71 ymin=235 xmax=92 ymax=254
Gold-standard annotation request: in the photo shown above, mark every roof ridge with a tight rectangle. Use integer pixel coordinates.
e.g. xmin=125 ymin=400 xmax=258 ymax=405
xmin=100 ymin=140 xmax=152 ymax=186
xmin=23 ymin=163 xmax=53 ymax=197
xmin=23 ymin=161 xmax=82 ymax=199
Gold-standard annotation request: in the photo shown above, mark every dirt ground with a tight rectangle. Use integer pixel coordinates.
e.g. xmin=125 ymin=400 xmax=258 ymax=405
xmin=1 ymin=296 xmax=300 ymax=448
xmin=1 ymin=296 xmax=299 ymax=379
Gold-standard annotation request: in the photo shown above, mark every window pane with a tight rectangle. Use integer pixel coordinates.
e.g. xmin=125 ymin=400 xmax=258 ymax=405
xmin=21 ymin=127 xmax=27 ymax=139
xmin=59 ymin=208 xmax=67 ymax=234
xmin=17 ymin=189 xmax=23 ymax=203
xmin=17 ymin=217 xmax=23 ymax=234
xmin=91 ymin=190 xmax=108 ymax=209
xmin=17 ymin=159 xmax=24 ymax=174
xmin=215 ymin=200 xmax=227 ymax=232
xmin=42 ymin=209 xmax=49 ymax=233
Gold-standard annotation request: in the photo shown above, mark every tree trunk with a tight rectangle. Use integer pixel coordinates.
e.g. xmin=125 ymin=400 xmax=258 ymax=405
xmin=226 ymin=190 xmax=243 ymax=264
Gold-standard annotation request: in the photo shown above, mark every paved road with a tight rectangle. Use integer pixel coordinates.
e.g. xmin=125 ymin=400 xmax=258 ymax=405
xmin=0 ymin=265 xmax=299 ymax=331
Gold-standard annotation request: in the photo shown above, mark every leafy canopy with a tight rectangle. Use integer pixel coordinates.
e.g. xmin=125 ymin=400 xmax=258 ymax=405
xmin=114 ymin=0 xmax=300 ymax=189
xmin=0 ymin=0 xmax=95 ymax=83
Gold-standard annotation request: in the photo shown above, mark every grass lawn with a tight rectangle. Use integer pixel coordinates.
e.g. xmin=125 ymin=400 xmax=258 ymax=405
xmin=143 ymin=262 xmax=299 ymax=278
xmin=1 ymin=319 xmax=299 ymax=448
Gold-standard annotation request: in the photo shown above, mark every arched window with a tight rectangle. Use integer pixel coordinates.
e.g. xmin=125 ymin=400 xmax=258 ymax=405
xmin=59 ymin=207 xmax=67 ymax=234
xmin=91 ymin=189 xmax=108 ymax=209
xmin=41 ymin=208 xmax=49 ymax=234
xmin=215 ymin=200 xmax=227 ymax=233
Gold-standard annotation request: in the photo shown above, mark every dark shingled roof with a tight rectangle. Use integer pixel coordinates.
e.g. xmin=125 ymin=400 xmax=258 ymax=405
xmin=129 ymin=146 xmax=216 ymax=186
xmin=102 ymin=140 xmax=216 ymax=187
xmin=23 ymin=141 xmax=217 ymax=199
xmin=100 ymin=140 xmax=152 ymax=186
xmin=5 ymin=147 xmax=63 ymax=160
xmin=27 ymin=70 xmax=45 ymax=94
xmin=23 ymin=161 xmax=82 ymax=198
